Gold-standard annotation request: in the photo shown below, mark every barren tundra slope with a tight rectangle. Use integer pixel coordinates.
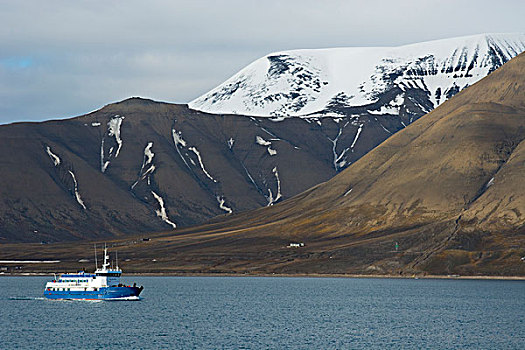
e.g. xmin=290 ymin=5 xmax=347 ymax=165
xmin=3 ymin=52 xmax=524 ymax=276
xmin=0 ymin=101 xmax=399 ymax=242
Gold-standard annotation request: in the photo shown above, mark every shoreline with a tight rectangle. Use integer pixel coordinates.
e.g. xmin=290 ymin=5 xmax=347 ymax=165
xmin=1 ymin=272 xmax=524 ymax=280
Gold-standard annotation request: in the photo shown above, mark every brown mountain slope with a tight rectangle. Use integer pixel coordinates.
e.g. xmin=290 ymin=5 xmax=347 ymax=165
xmin=0 ymin=97 xmax=417 ymax=243
xmin=0 ymin=100 xmax=403 ymax=242
xmin=1 ymin=53 xmax=524 ymax=276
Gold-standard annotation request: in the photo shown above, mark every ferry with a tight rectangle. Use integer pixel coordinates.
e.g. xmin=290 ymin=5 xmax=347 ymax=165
xmin=43 ymin=246 xmax=143 ymax=300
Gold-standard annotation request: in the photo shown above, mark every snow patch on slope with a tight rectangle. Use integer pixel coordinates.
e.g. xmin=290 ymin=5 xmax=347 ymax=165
xmin=171 ymin=129 xmax=192 ymax=171
xmin=328 ymin=123 xmax=350 ymax=171
xmin=172 ymin=129 xmax=187 ymax=147
xmin=350 ymin=124 xmax=363 ymax=149
xmin=100 ymin=140 xmax=110 ymax=173
xmin=107 ymin=115 xmax=125 ymax=157
xmin=189 ymin=146 xmax=217 ymax=182
xmin=132 ymin=142 xmax=156 ymax=189
xmin=68 ymin=170 xmax=86 ymax=210
xmin=151 ymin=191 xmax=176 ymax=229
xmin=100 ymin=115 xmax=125 ymax=173
xmin=267 ymin=167 xmax=282 ymax=206
xmin=217 ymin=196 xmax=233 ymax=214
xmin=46 ymin=146 xmax=61 ymax=166
xmin=227 ymin=137 xmax=235 ymax=149
xmin=256 ymin=136 xmax=277 ymax=156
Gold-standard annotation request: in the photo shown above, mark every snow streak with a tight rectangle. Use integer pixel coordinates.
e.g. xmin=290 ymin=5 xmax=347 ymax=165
xmin=45 ymin=146 xmax=85 ymax=209
xmin=328 ymin=122 xmax=350 ymax=171
xmin=172 ymin=129 xmax=187 ymax=147
xmin=172 ymin=129 xmax=192 ymax=171
xmin=68 ymin=170 xmax=86 ymax=210
xmin=100 ymin=115 xmax=125 ymax=173
xmin=172 ymin=128 xmax=219 ymax=186
xmin=189 ymin=147 xmax=217 ymax=182
xmin=267 ymin=167 xmax=282 ymax=206
xmin=151 ymin=191 xmax=176 ymax=229
xmin=46 ymin=146 xmax=61 ymax=166
xmin=107 ymin=115 xmax=125 ymax=157
xmin=216 ymin=196 xmax=233 ymax=214
xmin=100 ymin=140 xmax=109 ymax=173
xmin=350 ymin=124 xmax=363 ymax=149
xmin=132 ymin=142 xmax=156 ymax=189
xmin=379 ymin=123 xmax=392 ymax=134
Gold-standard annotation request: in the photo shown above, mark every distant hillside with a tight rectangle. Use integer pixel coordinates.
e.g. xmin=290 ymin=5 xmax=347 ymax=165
xmin=0 ymin=99 xmax=402 ymax=242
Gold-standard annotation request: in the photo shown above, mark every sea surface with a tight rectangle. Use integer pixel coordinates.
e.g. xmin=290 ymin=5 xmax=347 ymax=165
xmin=0 ymin=276 xmax=523 ymax=349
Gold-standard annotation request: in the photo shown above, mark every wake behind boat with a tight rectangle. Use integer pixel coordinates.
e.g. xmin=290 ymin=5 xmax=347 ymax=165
xmin=43 ymin=245 xmax=143 ymax=300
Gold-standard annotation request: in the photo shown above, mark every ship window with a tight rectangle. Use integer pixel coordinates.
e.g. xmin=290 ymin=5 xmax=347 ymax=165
xmin=96 ymin=272 xmax=121 ymax=277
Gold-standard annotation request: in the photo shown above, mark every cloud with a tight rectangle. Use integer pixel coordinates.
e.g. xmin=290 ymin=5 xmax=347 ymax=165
xmin=0 ymin=0 xmax=524 ymax=123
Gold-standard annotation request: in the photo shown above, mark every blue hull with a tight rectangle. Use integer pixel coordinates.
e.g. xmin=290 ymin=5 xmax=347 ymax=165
xmin=44 ymin=286 xmax=142 ymax=300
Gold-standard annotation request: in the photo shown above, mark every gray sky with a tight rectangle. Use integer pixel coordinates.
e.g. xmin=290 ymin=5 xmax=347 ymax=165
xmin=1 ymin=0 xmax=524 ymax=124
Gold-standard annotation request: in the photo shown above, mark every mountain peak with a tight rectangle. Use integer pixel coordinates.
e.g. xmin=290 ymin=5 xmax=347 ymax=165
xmin=189 ymin=33 xmax=525 ymax=119
xmin=116 ymin=97 xmax=164 ymax=106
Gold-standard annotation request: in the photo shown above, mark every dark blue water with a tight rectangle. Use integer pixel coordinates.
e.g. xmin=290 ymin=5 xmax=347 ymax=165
xmin=0 ymin=276 xmax=523 ymax=349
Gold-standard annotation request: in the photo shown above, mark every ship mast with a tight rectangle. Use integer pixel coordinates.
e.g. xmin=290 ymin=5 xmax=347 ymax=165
xmin=102 ymin=243 xmax=110 ymax=271
xmin=94 ymin=244 xmax=98 ymax=270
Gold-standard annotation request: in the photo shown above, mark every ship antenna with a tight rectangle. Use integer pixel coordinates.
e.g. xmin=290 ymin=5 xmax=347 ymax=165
xmin=94 ymin=244 xmax=98 ymax=270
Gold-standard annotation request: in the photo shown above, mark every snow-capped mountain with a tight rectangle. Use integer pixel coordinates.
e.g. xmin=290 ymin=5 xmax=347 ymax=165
xmin=189 ymin=33 xmax=525 ymax=118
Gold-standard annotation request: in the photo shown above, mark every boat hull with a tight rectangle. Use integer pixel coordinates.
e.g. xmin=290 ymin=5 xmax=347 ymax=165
xmin=44 ymin=286 xmax=143 ymax=300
